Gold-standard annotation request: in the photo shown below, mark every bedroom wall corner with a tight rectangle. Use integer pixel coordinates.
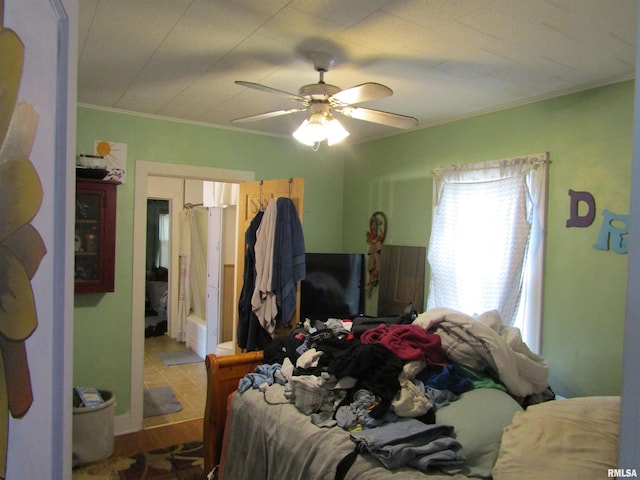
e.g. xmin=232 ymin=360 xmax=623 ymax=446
xmin=342 ymin=81 xmax=634 ymax=399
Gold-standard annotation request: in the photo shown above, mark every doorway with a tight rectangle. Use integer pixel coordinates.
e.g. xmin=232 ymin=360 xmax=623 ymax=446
xmin=145 ymin=199 xmax=169 ymax=338
xmin=143 ymin=196 xmax=205 ymax=429
xmin=125 ymin=161 xmax=254 ymax=435
xmin=142 ymin=178 xmax=234 ymax=429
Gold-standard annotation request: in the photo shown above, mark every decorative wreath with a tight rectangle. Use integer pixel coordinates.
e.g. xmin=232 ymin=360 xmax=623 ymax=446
xmin=365 ymin=211 xmax=387 ymax=295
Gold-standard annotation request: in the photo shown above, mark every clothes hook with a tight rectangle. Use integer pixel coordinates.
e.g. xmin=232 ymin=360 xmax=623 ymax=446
xmin=259 ymin=180 xmax=265 ymax=210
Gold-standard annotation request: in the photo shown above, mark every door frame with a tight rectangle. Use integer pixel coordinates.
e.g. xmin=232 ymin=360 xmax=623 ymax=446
xmin=122 ymin=161 xmax=253 ymax=434
xmin=206 ymin=207 xmax=224 ymax=354
xmin=146 ymin=179 xmax=182 ymax=340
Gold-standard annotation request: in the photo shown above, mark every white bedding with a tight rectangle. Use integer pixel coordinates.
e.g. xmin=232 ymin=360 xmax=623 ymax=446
xmin=414 ymin=308 xmax=548 ymax=397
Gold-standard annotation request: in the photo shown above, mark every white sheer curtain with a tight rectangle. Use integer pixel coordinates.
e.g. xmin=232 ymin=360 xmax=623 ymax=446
xmin=427 ymin=153 xmax=548 ymax=352
xmin=175 ymin=207 xmax=208 ymax=342
xmin=156 ymin=213 xmax=170 ymax=268
xmin=189 ymin=208 xmax=208 ymax=320
xmin=176 ymin=209 xmax=191 ymax=342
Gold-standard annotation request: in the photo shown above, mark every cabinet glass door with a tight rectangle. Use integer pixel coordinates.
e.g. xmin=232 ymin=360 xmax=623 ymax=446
xmin=75 ymin=178 xmax=117 ymax=293
xmin=75 ymin=193 xmax=101 ymax=282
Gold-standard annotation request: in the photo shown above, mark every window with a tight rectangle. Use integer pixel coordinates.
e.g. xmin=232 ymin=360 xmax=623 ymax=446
xmin=156 ymin=212 xmax=170 ymax=269
xmin=426 ymin=153 xmax=548 ymax=352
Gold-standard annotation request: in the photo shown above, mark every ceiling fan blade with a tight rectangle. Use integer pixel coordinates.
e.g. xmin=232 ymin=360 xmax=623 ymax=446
xmin=337 ymin=106 xmax=418 ymax=129
xmin=235 ymin=81 xmax=306 ymax=102
xmin=330 ymin=83 xmax=393 ymax=106
xmin=231 ymin=108 xmax=306 ymax=124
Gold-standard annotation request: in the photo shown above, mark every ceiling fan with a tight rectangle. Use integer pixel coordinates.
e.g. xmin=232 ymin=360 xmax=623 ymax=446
xmin=232 ymin=52 xmax=418 ymax=146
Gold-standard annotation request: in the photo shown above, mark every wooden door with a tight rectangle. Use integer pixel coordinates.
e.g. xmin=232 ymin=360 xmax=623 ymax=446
xmin=234 ymin=178 xmax=304 ymax=352
xmin=377 ymin=245 xmax=426 ymax=316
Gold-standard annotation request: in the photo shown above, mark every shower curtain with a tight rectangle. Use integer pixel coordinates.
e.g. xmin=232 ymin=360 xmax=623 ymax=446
xmin=175 ymin=207 xmax=208 ymax=342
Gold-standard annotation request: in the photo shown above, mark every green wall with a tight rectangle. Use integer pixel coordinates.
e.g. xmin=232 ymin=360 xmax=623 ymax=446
xmin=75 ymin=80 xmax=633 ymax=415
xmin=74 ymin=108 xmax=346 ymax=415
xmin=342 ymin=81 xmax=633 ymax=398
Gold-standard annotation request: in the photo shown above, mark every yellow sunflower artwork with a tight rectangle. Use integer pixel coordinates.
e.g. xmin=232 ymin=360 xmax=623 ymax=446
xmin=94 ymin=139 xmax=126 ymax=183
xmin=0 ymin=3 xmax=47 ymax=478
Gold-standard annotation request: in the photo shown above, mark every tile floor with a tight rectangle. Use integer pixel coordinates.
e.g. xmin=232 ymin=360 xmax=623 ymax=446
xmin=143 ymin=335 xmax=207 ymax=429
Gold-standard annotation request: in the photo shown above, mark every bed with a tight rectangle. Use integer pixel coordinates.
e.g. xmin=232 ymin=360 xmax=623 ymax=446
xmin=203 ymin=308 xmax=621 ymax=480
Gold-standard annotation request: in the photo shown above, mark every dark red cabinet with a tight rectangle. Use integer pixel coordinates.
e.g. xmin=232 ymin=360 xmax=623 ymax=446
xmin=74 ymin=178 xmax=117 ymax=293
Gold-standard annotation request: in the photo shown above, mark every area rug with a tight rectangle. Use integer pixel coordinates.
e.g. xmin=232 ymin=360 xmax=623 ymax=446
xmin=157 ymin=349 xmax=203 ymax=366
xmin=143 ymin=386 xmax=182 ymax=418
xmin=72 ymin=441 xmax=204 ymax=479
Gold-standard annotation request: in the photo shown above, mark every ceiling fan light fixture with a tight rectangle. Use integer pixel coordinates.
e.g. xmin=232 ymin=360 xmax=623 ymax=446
xmin=292 ymin=120 xmax=316 ymax=146
xmin=294 ymin=114 xmax=328 ymax=144
xmin=236 ymin=52 xmax=416 ymax=143
xmin=308 ymin=112 xmax=327 ymax=127
xmin=293 ymin=111 xmax=349 ymax=147
xmin=326 ymin=117 xmax=349 ymax=145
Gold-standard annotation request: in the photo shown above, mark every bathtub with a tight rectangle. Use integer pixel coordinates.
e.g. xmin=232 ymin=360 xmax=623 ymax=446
xmin=186 ymin=314 xmax=207 ymax=359
xmin=186 ymin=314 xmax=233 ymax=357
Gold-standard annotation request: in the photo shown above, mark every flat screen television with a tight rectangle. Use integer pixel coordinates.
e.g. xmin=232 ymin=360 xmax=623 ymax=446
xmin=301 ymin=253 xmax=365 ymax=321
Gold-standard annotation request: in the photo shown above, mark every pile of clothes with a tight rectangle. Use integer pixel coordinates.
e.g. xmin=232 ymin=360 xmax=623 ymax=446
xmin=237 ymin=307 xmax=552 ymax=473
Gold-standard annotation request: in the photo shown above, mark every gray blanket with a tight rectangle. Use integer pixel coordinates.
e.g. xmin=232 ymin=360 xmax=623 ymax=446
xmin=222 ymin=386 xmax=470 ymax=480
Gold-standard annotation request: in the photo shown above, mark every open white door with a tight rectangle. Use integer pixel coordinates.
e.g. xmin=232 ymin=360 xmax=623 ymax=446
xmin=206 ymin=207 xmax=223 ymax=353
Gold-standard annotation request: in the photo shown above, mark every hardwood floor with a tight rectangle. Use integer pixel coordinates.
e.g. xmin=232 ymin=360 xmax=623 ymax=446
xmin=113 ymin=417 xmax=203 ymax=457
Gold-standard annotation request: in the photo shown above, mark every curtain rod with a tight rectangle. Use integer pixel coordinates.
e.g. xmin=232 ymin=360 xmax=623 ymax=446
xmin=431 ymin=154 xmax=549 ymax=175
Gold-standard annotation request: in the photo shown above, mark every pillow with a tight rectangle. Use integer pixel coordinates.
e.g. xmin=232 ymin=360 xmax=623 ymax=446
xmin=492 ymin=396 xmax=620 ymax=480
xmin=435 ymin=388 xmax=523 ymax=478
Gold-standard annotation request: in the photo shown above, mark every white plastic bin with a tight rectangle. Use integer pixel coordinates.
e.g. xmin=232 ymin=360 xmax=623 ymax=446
xmin=72 ymin=390 xmax=115 ymax=466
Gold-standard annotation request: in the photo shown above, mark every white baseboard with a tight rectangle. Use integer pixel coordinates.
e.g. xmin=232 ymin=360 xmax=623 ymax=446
xmin=114 ymin=412 xmax=140 ymax=436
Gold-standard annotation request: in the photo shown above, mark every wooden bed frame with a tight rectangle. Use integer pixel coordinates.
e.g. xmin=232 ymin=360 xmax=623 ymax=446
xmin=203 ymin=351 xmax=264 ymax=475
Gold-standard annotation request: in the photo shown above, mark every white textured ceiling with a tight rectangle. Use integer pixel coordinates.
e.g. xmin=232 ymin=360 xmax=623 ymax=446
xmin=78 ymin=0 xmax=638 ymax=145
